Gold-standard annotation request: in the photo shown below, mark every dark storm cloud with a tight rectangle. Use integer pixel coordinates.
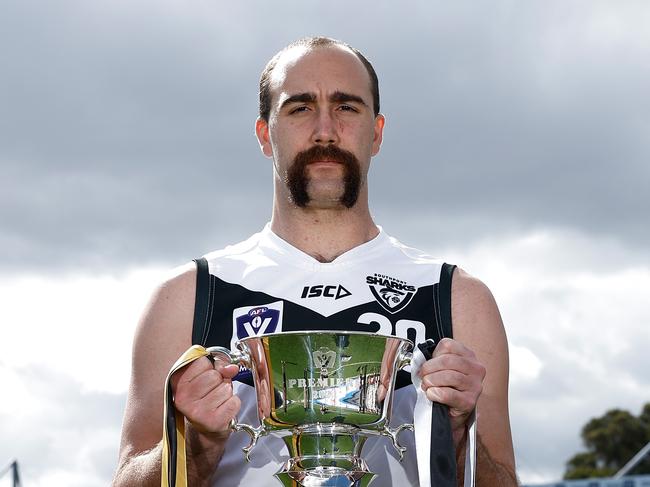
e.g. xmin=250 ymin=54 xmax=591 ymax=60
xmin=1 ymin=0 xmax=649 ymax=274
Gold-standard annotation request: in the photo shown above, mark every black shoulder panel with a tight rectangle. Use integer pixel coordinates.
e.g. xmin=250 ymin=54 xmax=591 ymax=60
xmin=432 ymin=263 xmax=456 ymax=341
xmin=192 ymin=257 xmax=212 ymax=346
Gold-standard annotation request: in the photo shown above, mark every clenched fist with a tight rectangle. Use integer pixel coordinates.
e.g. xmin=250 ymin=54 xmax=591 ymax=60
xmin=418 ymin=338 xmax=486 ymax=442
xmin=170 ymin=357 xmax=242 ymax=435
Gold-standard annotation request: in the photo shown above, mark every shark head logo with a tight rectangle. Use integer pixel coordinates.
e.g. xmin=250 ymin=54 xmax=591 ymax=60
xmin=378 ymin=287 xmax=405 ymax=306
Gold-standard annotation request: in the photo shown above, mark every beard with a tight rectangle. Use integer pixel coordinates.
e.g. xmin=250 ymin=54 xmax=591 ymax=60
xmin=286 ymin=145 xmax=362 ymax=209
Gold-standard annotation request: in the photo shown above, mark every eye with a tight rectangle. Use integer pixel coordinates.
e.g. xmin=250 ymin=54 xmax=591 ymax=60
xmin=337 ymin=104 xmax=359 ymax=113
xmin=289 ymin=105 xmax=310 ymax=114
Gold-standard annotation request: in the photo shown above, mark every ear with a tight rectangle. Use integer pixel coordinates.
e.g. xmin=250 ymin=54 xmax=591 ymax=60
xmin=255 ymin=117 xmax=273 ymax=158
xmin=371 ymin=114 xmax=385 ymax=156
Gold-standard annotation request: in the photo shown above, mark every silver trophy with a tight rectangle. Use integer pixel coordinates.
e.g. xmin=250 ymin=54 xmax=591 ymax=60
xmin=208 ymin=330 xmax=414 ymax=487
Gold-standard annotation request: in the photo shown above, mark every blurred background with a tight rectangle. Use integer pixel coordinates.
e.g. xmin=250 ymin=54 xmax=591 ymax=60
xmin=1 ymin=1 xmax=649 ymax=485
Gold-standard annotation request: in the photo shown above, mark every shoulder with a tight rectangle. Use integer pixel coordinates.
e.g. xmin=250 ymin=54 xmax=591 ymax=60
xmin=140 ymin=262 xmax=197 ymax=321
xmin=157 ymin=261 xmax=197 ymax=298
xmin=450 ymin=267 xmax=507 ymax=355
xmin=451 ymin=267 xmax=500 ymax=321
xmin=132 ymin=261 xmax=199 ymax=371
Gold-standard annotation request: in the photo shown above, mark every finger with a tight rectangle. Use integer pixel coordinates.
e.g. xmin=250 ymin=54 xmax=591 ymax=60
xmin=215 ymin=363 xmax=241 ymax=379
xmin=421 ymin=369 xmax=472 ymax=391
xmin=189 ymin=394 xmax=242 ymax=434
xmin=171 ymin=356 xmax=216 ymax=388
xmin=432 ymin=338 xmax=475 ymax=359
xmin=183 ymin=368 xmax=229 ymax=400
xmin=202 ymin=380 xmax=235 ymax=411
xmin=177 ymin=380 xmax=236 ymax=428
xmin=215 ymin=395 xmax=242 ymax=428
xmin=418 ymin=353 xmax=483 ymax=377
xmin=206 ymin=395 xmax=242 ymax=433
xmin=425 ymin=386 xmax=478 ymax=412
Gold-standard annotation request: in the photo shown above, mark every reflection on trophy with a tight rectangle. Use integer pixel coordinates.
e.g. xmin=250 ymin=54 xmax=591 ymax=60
xmin=208 ymin=331 xmax=414 ymax=487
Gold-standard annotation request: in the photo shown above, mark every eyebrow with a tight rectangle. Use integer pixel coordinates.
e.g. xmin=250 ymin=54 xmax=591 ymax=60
xmin=330 ymin=91 xmax=368 ymax=107
xmin=279 ymin=91 xmax=368 ymax=110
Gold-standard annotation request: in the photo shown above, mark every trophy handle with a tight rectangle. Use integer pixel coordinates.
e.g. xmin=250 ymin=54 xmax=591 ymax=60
xmin=206 ymin=345 xmax=251 ymax=369
xmin=382 ymin=423 xmax=414 ymax=461
xmin=207 ymin=346 xmax=265 ymax=461
xmin=229 ymin=418 xmax=267 ymax=462
xmin=397 ymin=350 xmax=412 ymax=370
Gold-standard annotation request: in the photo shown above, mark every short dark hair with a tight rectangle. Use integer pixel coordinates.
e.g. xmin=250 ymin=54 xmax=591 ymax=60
xmin=258 ymin=37 xmax=380 ymax=122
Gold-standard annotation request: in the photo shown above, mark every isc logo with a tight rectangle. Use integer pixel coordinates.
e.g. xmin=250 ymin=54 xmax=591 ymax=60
xmin=301 ymin=284 xmax=351 ymax=300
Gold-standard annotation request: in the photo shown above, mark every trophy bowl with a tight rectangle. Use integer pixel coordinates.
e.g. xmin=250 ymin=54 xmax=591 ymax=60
xmin=208 ymin=331 xmax=414 ymax=487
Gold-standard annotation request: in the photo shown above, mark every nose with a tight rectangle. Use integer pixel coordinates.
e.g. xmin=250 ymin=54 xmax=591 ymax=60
xmin=311 ymin=109 xmax=340 ymax=146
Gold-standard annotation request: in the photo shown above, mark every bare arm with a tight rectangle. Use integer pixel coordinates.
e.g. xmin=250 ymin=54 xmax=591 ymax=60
xmin=452 ymin=268 xmax=517 ymax=486
xmin=112 ymin=263 xmax=240 ymax=487
xmin=419 ymin=267 xmax=517 ymax=486
xmin=456 ymin=435 xmax=518 ymax=486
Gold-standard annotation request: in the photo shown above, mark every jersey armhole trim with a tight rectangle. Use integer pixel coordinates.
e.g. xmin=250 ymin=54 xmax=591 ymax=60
xmin=192 ymin=257 xmax=211 ymax=346
xmin=439 ymin=263 xmax=456 ymax=339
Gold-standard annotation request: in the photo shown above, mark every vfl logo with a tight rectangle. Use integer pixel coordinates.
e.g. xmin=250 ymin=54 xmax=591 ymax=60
xmin=366 ymin=273 xmax=416 ymax=314
xmin=301 ymin=284 xmax=351 ymax=300
xmin=231 ymin=301 xmax=283 ymax=349
xmin=312 ymin=347 xmax=350 ymax=375
xmin=313 ymin=347 xmax=337 ymax=375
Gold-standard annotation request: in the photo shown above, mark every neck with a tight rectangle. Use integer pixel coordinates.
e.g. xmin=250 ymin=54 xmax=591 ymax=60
xmin=270 ymin=194 xmax=379 ymax=263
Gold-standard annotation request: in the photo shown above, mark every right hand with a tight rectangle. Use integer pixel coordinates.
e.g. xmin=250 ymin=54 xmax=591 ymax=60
xmin=171 ymin=356 xmax=242 ymax=435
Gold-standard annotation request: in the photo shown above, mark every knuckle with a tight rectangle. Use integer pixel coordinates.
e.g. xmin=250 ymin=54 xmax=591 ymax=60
xmin=189 ymin=358 xmax=211 ymax=374
xmin=173 ymin=388 xmax=190 ymax=406
xmin=477 ymin=363 xmax=487 ymax=379
xmin=217 ymin=381 xmax=233 ymax=396
xmin=231 ymin=394 xmax=242 ymax=411
xmin=186 ymin=403 xmax=202 ymax=422
xmin=419 ymin=360 xmax=435 ymax=375
xmin=223 ymin=395 xmax=241 ymax=417
xmin=207 ymin=369 xmax=224 ymax=384
xmin=436 ymin=387 xmax=452 ymax=404
xmin=464 ymin=395 xmax=477 ymax=411
xmin=437 ymin=338 xmax=453 ymax=352
xmin=438 ymin=354 xmax=454 ymax=369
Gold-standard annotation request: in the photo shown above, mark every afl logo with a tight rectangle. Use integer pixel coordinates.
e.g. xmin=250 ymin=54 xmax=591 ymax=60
xmin=248 ymin=307 xmax=268 ymax=317
xmin=231 ymin=301 xmax=284 ymax=349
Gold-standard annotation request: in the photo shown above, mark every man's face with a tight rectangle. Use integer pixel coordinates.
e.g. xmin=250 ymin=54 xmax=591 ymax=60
xmin=256 ymin=45 xmax=384 ymax=209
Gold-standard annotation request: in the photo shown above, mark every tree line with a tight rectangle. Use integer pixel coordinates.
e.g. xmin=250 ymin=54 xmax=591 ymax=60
xmin=564 ymin=402 xmax=650 ymax=479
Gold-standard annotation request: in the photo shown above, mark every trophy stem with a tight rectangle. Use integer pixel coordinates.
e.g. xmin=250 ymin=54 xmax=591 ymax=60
xmin=274 ymin=424 xmax=376 ymax=487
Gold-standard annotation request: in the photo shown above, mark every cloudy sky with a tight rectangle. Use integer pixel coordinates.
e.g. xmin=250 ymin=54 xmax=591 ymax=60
xmin=1 ymin=0 xmax=649 ymax=485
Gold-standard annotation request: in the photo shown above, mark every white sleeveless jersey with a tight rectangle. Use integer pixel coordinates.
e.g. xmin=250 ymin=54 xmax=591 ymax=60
xmin=195 ymin=224 xmax=453 ymax=487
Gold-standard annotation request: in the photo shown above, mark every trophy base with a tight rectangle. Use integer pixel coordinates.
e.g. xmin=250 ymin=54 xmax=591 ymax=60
xmin=275 ymin=463 xmax=376 ymax=487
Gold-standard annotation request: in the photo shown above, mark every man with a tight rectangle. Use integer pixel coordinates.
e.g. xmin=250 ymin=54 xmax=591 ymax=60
xmin=112 ymin=37 xmax=517 ymax=486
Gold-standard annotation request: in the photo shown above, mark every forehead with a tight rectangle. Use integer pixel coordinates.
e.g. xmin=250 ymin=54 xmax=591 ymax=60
xmin=269 ymin=45 xmax=372 ymax=104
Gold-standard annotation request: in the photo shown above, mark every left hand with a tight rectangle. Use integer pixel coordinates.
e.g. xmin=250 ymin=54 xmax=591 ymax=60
xmin=418 ymin=338 xmax=486 ymax=444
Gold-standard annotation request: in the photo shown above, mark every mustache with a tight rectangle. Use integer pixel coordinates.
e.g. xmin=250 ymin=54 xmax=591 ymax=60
xmin=292 ymin=144 xmax=358 ymax=166
xmin=287 ymin=144 xmax=361 ymax=209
